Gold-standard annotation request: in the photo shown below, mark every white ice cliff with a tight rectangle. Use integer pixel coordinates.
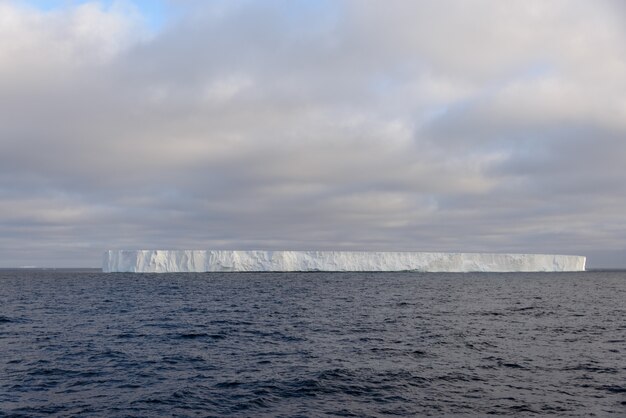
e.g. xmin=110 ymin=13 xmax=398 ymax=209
xmin=102 ymin=250 xmax=586 ymax=273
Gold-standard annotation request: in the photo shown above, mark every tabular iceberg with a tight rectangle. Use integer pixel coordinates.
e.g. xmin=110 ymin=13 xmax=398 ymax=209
xmin=102 ymin=250 xmax=586 ymax=273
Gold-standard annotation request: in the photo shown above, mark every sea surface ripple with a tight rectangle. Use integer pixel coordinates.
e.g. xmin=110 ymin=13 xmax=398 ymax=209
xmin=1 ymin=270 xmax=625 ymax=417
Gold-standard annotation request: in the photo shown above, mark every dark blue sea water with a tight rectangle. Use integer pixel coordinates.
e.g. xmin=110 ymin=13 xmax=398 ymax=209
xmin=1 ymin=270 xmax=625 ymax=417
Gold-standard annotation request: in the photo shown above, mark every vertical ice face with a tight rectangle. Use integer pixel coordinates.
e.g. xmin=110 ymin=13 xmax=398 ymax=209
xmin=102 ymin=250 xmax=586 ymax=273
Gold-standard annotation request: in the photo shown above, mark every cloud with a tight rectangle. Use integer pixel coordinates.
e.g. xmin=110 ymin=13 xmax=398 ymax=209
xmin=1 ymin=0 xmax=626 ymax=267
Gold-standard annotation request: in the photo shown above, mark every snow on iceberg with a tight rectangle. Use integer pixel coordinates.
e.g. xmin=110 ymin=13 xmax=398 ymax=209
xmin=102 ymin=250 xmax=586 ymax=273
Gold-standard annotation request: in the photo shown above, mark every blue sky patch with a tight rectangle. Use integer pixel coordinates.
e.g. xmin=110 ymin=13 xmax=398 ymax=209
xmin=24 ymin=0 xmax=169 ymax=32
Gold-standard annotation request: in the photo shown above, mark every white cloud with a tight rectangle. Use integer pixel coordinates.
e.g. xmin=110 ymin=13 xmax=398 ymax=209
xmin=0 ymin=2 xmax=142 ymax=77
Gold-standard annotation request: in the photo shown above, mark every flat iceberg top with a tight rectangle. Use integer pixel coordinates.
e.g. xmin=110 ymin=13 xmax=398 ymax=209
xmin=102 ymin=250 xmax=586 ymax=273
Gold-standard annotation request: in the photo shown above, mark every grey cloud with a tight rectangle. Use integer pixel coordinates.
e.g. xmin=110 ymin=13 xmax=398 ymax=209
xmin=1 ymin=0 xmax=625 ymax=267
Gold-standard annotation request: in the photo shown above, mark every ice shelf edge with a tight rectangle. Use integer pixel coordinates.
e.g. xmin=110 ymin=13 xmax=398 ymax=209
xmin=102 ymin=250 xmax=587 ymax=273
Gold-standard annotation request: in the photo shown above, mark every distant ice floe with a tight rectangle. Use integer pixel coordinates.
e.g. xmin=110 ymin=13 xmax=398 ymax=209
xmin=102 ymin=250 xmax=586 ymax=273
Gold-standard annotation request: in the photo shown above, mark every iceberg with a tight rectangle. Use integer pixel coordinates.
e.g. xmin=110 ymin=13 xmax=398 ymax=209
xmin=102 ymin=250 xmax=586 ymax=273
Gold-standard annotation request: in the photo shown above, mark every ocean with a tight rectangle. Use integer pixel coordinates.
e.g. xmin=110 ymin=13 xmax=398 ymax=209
xmin=1 ymin=270 xmax=624 ymax=417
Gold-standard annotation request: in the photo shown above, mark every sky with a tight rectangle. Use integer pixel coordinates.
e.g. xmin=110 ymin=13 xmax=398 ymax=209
xmin=1 ymin=0 xmax=626 ymax=268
